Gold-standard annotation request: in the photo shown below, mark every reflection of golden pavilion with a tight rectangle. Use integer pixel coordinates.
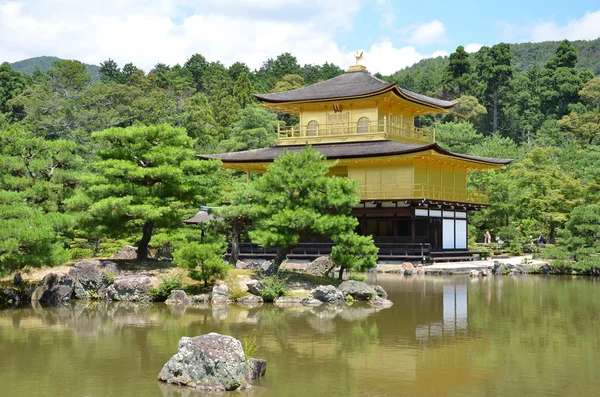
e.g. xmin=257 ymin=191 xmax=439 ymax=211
xmin=201 ymin=60 xmax=511 ymax=261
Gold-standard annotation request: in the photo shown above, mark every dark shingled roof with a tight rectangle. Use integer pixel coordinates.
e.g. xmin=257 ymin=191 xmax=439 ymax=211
xmin=199 ymin=141 xmax=512 ymax=166
xmin=183 ymin=210 xmax=223 ymax=224
xmin=254 ymin=70 xmax=456 ymax=109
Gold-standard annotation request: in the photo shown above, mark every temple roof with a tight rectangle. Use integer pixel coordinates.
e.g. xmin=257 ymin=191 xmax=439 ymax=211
xmin=254 ymin=70 xmax=456 ymax=109
xmin=199 ymin=141 xmax=512 ymax=166
xmin=183 ymin=210 xmax=223 ymax=224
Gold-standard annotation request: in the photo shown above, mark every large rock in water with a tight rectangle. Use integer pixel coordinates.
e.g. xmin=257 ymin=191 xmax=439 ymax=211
xmin=158 ymin=333 xmax=246 ymax=392
xmin=68 ymin=260 xmax=121 ymax=299
xmin=212 ymin=284 xmax=229 ymax=303
xmin=373 ymin=285 xmax=387 ymax=299
xmin=338 ymin=280 xmax=376 ymax=300
xmin=165 ymin=290 xmax=190 ymax=305
xmin=105 ymin=275 xmax=152 ymax=302
xmin=31 ymin=272 xmax=74 ymax=305
xmin=246 ymin=358 xmax=267 ymax=381
xmin=305 ymin=256 xmax=336 ymax=277
xmin=311 ymin=285 xmax=345 ymax=303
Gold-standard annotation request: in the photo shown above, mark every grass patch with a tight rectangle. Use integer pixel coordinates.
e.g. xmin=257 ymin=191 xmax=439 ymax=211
xmin=241 ymin=334 xmax=259 ymax=361
xmin=348 ymin=274 xmax=367 ymax=282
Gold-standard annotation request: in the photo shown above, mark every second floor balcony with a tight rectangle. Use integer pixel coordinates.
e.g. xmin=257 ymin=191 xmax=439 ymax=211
xmin=277 ymin=117 xmax=435 ymax=146
xmin=358 ymin=183 xmax=490 ymax=205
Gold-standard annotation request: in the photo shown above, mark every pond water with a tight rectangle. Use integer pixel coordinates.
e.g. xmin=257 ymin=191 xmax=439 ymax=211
xmin=1 ymin=275 xmax=599 ymax=397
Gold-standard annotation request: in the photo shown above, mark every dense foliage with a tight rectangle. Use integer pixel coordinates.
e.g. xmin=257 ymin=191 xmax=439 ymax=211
xmin=224 ymin=147 xmax=379 ymax=274
xmin=1 ymin=37 xmax=599 ymax=274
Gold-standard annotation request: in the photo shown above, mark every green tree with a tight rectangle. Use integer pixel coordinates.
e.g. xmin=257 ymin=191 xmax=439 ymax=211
xmin=237 ymin=147 xmax=377 ymax=274
xmin=435 ymin=122 xmax=483 ymax=154
xmin=0 ymin=128 xmax=84 ymax=274
xmin=216 ymin=105 xmax=279 ymax=152
xmin=330 ymin=233 xmax=379 ymax=280
xmin=69 ymin=124 xmax=221 ymax=261
xmin=173 ymin=243 xmax=229 ymax=287
xmin=0 ymin=191 xmax=70 ymax=274
xmin=551 ymin=204 xmax=600 ymax=274
xmin=0 ymin=62 xmax=30 ymax=114
xmin=272 ymin=74 xmax=304 ymax=92
xmin=184 ymin=54 xmax=209 ymax=92
xmin=48 ymin=60 xmax=91 ymax=92
xmin=477 ymin=43 xmax=514 ymax=134
xmin=182 ymin=93 xmax=219 ymax=150
xmin=557 ymin=77 xmax=600 ymax=145
xmin=539 ymin=40 xmax=583 ymax=118
xmin=442 ymin=45 xmax=472 ymax=97
xmin=504 ymin=70 xmax=543 ymax=142
xmin=233 ymin=72 xmax=254 ymax=108
xmin=545 ymin=39 xmax=578 ymax=70
xmin=99 ymin=59 xmax=124 ymax=83
xmin=228 ymin=61 xmax=251 ymax=82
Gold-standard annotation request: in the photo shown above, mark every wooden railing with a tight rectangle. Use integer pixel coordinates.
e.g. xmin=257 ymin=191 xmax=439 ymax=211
xmin=277 ymin=118 xmax=434 ymax=145
xmin=232 ymin=242 xmax=431 ymax=260
xmin=358 ymin=183 xmax=490 ymax=204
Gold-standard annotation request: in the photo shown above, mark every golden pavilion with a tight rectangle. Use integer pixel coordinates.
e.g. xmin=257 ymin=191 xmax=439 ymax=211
xmin=200 ymin=62 xmax=511 ymax=262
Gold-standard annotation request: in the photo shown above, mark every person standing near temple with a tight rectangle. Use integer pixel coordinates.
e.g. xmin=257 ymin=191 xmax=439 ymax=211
xmin=484 ymin=230 xmax=491 ymax=244
xmin=538 ymin=233 xmax=546 ymax=246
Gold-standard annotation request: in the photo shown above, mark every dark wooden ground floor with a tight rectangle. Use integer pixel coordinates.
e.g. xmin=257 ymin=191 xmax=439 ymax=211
xmin=231 ymin=201 xmax=485 ymax=263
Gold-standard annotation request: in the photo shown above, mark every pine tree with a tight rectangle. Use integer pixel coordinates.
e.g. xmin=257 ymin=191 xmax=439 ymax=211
xmin=68 ymin=124 xmax=221 ymax=261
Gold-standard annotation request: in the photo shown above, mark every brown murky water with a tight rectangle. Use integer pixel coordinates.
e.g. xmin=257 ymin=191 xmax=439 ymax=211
xmin=1 ymin=275 xmax=599 ymax=397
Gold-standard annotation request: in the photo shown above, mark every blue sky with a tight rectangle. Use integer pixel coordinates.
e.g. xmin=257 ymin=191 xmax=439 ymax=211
xmin=1 ymin=0 xmax=599 ymax=75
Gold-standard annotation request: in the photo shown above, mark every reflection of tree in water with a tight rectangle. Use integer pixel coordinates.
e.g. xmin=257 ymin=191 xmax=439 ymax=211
xmin=0 ymin=300 xmax=389 ymax=397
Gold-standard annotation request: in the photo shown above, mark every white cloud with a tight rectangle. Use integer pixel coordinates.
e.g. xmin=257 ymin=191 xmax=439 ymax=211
xmin=404 ymin=20 xmax=447 ymax=45
xmin=464 ymin=43 xmax=483 ymax=53
xmin=349 ymin=42 xmax=447 ymax=75
xmin=0 ymin=0 xmax=360 ymax=71
xmin=0 ymin=0 xmax=445 ymax=76
xmin=531 ymin=10 xmax=600 ymax=42
xmin=430 ymin=50 xmax=448 ymax=58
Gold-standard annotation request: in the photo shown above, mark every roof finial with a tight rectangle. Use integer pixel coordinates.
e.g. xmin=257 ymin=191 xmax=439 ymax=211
xmin=348 ymin=50 xmax=368 ymax=72
xmin=354 ymin=50 xmax=364 ymax=65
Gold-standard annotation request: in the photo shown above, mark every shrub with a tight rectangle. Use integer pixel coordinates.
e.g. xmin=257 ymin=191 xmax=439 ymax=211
xmin=149 ymin=276 xmax=183 ymax=302
xmin=259 ymin=274 xmax=287 ymax=302
xmin=173 ymin=243 xmax=229 ymax=287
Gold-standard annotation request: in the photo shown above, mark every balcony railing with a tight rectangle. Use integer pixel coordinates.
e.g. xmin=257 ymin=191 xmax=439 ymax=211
xmin=358 ymin=183 xmax=490 ymax=205
xmin=277 ymin=118 xmax=434 ymax=145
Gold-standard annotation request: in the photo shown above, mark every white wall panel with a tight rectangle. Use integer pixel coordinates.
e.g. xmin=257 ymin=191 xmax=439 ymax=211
xmin=443 ymin=219 xmax=455 ymax=249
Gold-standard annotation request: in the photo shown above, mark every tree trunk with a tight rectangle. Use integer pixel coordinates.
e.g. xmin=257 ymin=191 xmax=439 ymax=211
xmin=266 ymin=246 xmax=293 ymax=275
xmin=136 ymin=221 xmax=154 ymax=261
xmin=229 ymin=219 xmax=241 ymax=265
xmin=492 ymin=88 xmax=499 ymax=134
xmin=338 ymin=266 xmax=346 ymax=281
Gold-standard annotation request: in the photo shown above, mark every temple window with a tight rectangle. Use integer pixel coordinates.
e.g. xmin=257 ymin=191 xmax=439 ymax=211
xmin=357 ymin=117 xmax=370 ymax=133
xmin=307 ymin=120 xmax=319 ymax=136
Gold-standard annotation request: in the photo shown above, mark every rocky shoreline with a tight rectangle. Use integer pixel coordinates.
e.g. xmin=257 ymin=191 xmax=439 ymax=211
xmin=0 ymin=257 xmax=394 ymax=309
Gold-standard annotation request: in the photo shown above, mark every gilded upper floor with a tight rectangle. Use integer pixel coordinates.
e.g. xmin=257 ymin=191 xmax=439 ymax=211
xmin=255 ymin=68 xmax=456 ymax=146
xmin=199 ymin=141 xmax=512 ymax=206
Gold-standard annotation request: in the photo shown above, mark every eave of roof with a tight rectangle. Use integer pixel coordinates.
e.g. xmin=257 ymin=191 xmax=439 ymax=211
xmin=198 ymin=141 xmax=512 ymax=166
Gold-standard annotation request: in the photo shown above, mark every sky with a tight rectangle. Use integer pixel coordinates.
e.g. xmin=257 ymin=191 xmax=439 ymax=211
xmin=0 ymin=0 xmax=599 ymax=75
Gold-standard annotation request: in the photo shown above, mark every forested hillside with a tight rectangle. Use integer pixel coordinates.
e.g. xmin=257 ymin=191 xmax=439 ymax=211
xmin=388 ymin=38 xmax=600 ymax=99
xmin=10 ymin=56 xmax=101 ymax=81
xmin=1 ymin=37 xmax=599 ymax=275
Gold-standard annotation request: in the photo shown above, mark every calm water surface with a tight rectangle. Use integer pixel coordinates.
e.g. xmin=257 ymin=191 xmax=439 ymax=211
xmin=1 ymin=275 xmax=599 ymax=397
